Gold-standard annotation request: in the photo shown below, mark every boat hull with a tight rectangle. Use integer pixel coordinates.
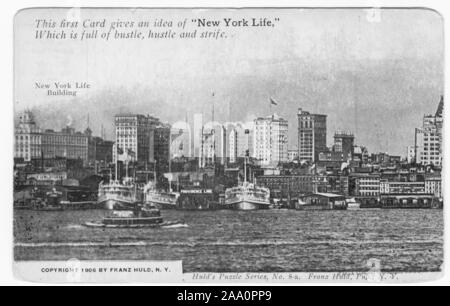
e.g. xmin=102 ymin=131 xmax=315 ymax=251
xmin=84 ymin=219 xmax=183 ymax=229
xmin=145 ymin=200 xmax=177 ymax=210
xmin=347 ymin=204 xmax=361 ymax=210
xmin=224 ymin=200 xmax=270 ymax=210
xmin=98 ymin=197 xmax=137 ymax=210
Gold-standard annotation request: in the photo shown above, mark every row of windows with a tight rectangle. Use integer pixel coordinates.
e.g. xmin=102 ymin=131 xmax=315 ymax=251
xmin=16 ymin=135 xmax=41 ymax=140
xmin=359 ymin=192 xmax=379 ymax=196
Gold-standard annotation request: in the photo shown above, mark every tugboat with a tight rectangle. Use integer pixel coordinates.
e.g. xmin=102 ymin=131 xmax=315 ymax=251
xmin=84 ymin=203 xmax=171 ymax=228
xmin=85 ymin=198 xmax=186 ymax=228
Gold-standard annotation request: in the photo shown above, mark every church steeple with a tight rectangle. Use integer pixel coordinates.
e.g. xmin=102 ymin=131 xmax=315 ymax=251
xmin=84 ymin=114 xmax=92 ymax=137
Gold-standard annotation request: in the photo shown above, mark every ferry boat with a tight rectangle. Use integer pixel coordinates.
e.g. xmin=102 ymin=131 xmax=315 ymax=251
xmin=222 ymin=157 xmax=270 ymax=210
xmin=223 ymin=181 xmax=271 ymax=210
xmin=97 ymin=177 xmax=143 ymax=210
xmin=143 ymin=181 xmax=179 ymax=209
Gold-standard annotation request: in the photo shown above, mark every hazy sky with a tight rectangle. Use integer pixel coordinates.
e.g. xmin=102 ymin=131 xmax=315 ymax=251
xmin=14 ymin=8 xmax=444 ymax=156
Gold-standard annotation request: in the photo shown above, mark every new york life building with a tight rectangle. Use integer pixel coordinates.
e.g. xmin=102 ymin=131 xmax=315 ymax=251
xmin=15 ymin=110 xmax=112 ymax=167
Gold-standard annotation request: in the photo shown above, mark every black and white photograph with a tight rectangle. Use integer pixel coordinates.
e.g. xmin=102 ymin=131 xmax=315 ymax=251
xmin=11 ymin=6 xmax=445 ymax=284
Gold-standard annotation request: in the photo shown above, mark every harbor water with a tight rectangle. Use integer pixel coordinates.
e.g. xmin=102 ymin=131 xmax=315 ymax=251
xmin=14 ymin=209 xmax=443 ymax=272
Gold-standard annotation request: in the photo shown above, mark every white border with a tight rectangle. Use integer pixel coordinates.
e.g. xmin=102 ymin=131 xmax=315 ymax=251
xmin=1 ymin=0 xmax=449 ymax=286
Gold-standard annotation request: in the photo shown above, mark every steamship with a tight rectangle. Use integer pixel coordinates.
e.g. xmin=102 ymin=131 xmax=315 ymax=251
xmin=223 ymin=181 xmax=271 ymax=210
xmin=223 ymin=157 xmax=270 ymax=210
xmin=143 ymin=181 xmax=179 ymax=209
xmin=97 ymin=177 xmax=143 ymax=210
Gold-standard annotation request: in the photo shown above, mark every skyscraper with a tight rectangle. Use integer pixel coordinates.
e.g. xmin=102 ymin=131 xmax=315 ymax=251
xmin=236 ymin=123 xmax=254 ymax=159
xmin=226 ymin=122 xmax=254 ymax=163
xmin=200 ymin=123 xmax=227 ymax=167
xmin=254 ymin=114 xmax=289 ymax=166
xmin=415 ymin=96 xmax=443 ymax=166
xmin=114 ymin=114 xmax=160 ymax=164
xmin=170 ymin=122 xmax=191 ymax=159
xmin=228 ymin=127 xmax=238 ymax=163
xmin=297 ymin=108 xmax=327 ymax=163
xmin=15 ymin=110 xmax=42 ymax=161
xmin=193 ymin=113 xmax=203 ymax=159
xmin=154 ymin=122 xmax=172 ymax=172
xmin=333 ymin=131 xmax=354 ymax=161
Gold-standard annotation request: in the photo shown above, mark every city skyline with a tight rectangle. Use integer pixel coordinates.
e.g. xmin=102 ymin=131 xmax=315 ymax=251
xmin=14 ymin=9 xmax=443 ymax=156
xmin=15 ymin=94 xmax=443 ymax=161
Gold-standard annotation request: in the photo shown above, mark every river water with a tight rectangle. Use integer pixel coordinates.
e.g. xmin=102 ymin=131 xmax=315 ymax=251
xmin=14 ymin=209 xmax=443 ymax=272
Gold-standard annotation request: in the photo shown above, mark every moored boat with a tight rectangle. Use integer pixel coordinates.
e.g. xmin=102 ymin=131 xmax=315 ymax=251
xmin=97 ymin=177 xmax=143 ymax=210
xmin=143 ymin=181 xmax=179 ymax=209
xmin=222 ymin=156 xmax=270 ymax=210
xmin=223 ymin=182 xmax=270 ymax=210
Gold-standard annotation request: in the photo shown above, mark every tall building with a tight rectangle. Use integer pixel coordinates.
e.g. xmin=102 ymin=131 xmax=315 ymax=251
xmin=236 ymin=123 xmax=254 ymax=159
xmin=333 ymin=131 xmax=354 ymax=161
xmin=228 ymin=128 xmax=238 ymax=163
xmin=15 ymin=110 xmax=42 ymax=161
xmin=86 ymin=126 xmax=114 ymax=165
xmin=85 ymin=127 xmax=113 ymax=165
xmin=297 ymin=108 xmax=327 ymax=163
xmin=171 ymin=122 xmax=191 ymax=159
xmin=254 ymin=114 xmax=289 ymax=166
xmin=200 ymin=123 xmax=227 ymax=167
xmin=415 ymin=96 xmax=443 ymax=166
xmin=193 ymin=113 xmax=203 ymax=159
xmin=154 ymin=123 xmax=171 ymax=172
xmin=227 ymin=122 xmax=254 ymax=163
xmin=114 ymin=114 xmax=160 ymax=164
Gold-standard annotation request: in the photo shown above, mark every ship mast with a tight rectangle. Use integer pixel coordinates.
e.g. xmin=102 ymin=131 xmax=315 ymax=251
xmin=244 ymin=155 xmax=247 ymax=183
xmin=212 ymin=96 xmax=216 ymax=168
xmin=115 ymin=147 xmax=118 ymax=181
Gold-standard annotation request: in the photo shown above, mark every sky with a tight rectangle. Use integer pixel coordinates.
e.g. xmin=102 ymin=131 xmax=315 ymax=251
xmin=14 ymin=8 xmax=444 ymax=156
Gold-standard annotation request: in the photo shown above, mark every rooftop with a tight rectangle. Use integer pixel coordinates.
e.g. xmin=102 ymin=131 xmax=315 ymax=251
xmin=314 ymin=192 xmax=345 ymax=198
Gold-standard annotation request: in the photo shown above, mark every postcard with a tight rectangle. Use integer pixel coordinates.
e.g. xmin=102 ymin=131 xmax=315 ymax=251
xmin=13 ymin=7 xmax=444 ymax=283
